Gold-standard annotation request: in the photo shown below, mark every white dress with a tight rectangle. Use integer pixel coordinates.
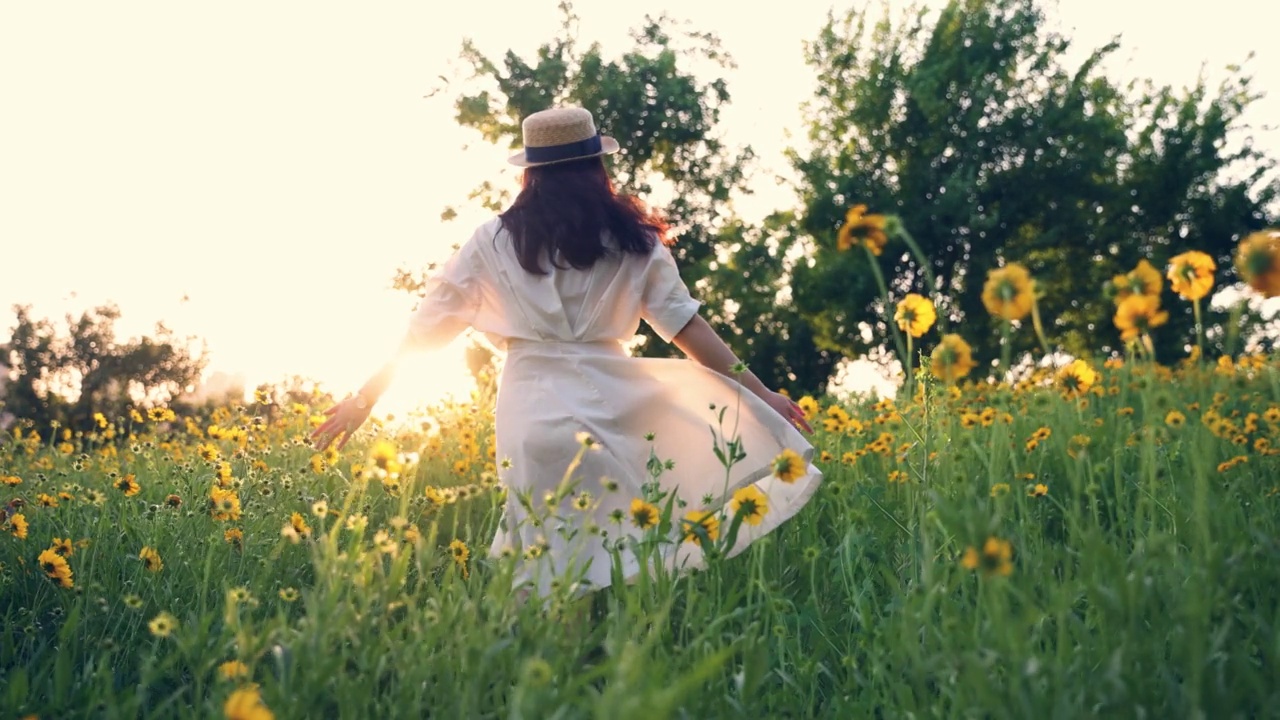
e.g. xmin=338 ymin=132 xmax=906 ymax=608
xmin=409 ymin=217 xmax=822 ymax=596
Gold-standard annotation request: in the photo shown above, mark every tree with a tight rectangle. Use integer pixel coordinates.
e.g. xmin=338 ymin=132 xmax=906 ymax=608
xmin=789 ymin=0 xmax=1277 ymax=375
xmin=393 ymin=2 xmax=839 ymax=393
xmin=1 ymin=304 xmax=207 ymax=435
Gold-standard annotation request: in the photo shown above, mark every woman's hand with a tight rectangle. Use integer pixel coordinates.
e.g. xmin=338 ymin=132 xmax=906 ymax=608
xmin=761 ymin=390 xmax=813 ymax=434
xmin=311 ymin=396 xmax=373 ymax=451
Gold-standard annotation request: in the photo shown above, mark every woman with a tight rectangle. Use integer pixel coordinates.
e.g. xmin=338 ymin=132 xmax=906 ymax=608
xmin=313 ymin=106 xmax=822 ymax=597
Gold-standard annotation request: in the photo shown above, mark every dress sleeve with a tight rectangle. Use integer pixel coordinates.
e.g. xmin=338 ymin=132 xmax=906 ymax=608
xmin=640 ymin=242 xmax=702 ymax=343
xmin=407 ymin=239 xmax=480 ymax=350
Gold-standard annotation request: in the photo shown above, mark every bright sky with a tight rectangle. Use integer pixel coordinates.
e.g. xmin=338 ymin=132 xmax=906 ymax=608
xmin=2 ymin=1 xmax=1276 ymax=411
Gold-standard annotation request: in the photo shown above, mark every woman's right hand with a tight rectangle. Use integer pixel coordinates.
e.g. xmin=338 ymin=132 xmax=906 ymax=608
xmin=761 ymin=390 xmax=813 ymax=434
xmin=311 ymin=396 xmax=373 ymax=451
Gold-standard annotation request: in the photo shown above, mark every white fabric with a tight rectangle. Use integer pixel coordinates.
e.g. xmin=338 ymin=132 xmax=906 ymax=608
xmin=409 ymin=217 xmax=823 ymax=596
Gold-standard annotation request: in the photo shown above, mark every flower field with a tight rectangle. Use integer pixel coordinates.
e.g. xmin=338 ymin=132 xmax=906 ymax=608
xmin=3 ymin=348 xmax=1279 ymax=718
xmin=4 ymin=220 xmax=1280 ymax=718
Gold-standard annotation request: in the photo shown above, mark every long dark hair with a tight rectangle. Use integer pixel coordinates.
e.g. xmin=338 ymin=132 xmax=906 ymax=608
xmin=499 ymin=157 xmax=668 ymax=274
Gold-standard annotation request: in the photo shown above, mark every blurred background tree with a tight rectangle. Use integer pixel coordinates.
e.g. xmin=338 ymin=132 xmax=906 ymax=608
xmin=401 ymin=0 xmax=1277 ymax=396
xmin=1 ymin=304 xmax=207 ymax=436
xmin=789 ymin=0 xmax=1277 ymax=375
xmin=394 ymin=2 xmax=837 ymax=393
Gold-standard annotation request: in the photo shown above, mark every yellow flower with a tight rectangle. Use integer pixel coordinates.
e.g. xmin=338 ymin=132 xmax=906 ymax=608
xmin=289 ymin=512 xmax=311 ymax=540
xmin=148 ymin=612 xmax=178 ymax=637
xmin=981 ymin=263 xmax=1034 ymax=321
xmin=224 ymin=527 xmax=244 ymax=549
xmin=51 ymin=537 xmax=74 ymax=557
xmin=1028 ymin=483 xmax=1048 ymax=497
xmin=114 ymin=474 xmax=140 ymax=496
xmin=38 ymin=547 xmax=74 ymax=588
xmin=1113 ymin=294 xmax=1169 ymax=341
xmin=836 ymin=204 xmax=889 ymax=255
xmin=628 ymin=498 xmax=659 ymax=531
xmin=681 ymin=510 xmax=720 ymax=546
xmin=1165 ymin=410 xmax=1186 ymax=428
xmin=449 ymin=539 xmax=470 ymax=566
xmin=797 ymin=395 xmax=819 ymax=423
xmin=278 ymin=587 xmax=299 ymax=602
xmin=197 ymin=443 xmax=220 ymax=463
xmin=730 ymin=485 xmax=769 ymax=526
xmin=1057 ymin=359 xmax=1098 ymax=397
xmin=218 ymin=660 xmax=251 ymax=681
xmin=960 ymin=536 xmax=1013 ymax=576
xmin=370 ymin=440 xmax=400 ymax=474
xmin=209 ymin=487 xmax=242 ymax=522
xmin=930 ymin=334 xmax=978 ymax=383
xmin=1166 ymin=251 xmax=1216 ymax=301
xmin=6 ymin=512 xmax=28 ymax=540
xmin=139 ymin=546 xmax=164 ymax=573
xmin=770 ymin=448 xmax=806 ymax=484
xmin=894 ymin=293 xmax=936 ymax=338
xmin=224 ymin=684 xmax=274 ymax=720
xmin=1235 ymin=229 xmax=1280 ymax=297
xmin=1111 ymin=259 xmax=1162 ymax=300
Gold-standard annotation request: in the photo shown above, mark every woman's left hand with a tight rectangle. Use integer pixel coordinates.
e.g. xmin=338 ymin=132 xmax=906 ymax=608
xmin=311 ymin=397 xmax=373 ymax=451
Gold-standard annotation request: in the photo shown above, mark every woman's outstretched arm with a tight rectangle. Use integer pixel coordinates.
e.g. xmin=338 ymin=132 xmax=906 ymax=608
xmin=311 ymin=333 xmax=419 ymax=450
xmin=671 ymin=314 xmax=812 ymax=433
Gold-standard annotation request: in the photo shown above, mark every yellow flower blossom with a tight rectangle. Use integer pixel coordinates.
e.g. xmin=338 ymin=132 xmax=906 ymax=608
xmin=629 ymin=498 xmax=659 ymax=530
xmin=982 ymin=263 xmax=1034 ymax=321
xmin=1235 ymin=229 xmax=1280 ymax=297
xmin=1166 ymin=251 xmax=1216 ymax=301
xmin=1057 ymin=359 xmax=1098 ymax=397
xmin=224 ymin=684 xmax=274 ymax=720
xmin=39 ymin=547 xmax=74 ymax=588
xmin=770 ymin=448 xmax=806 ymax=483
xmin=1113 ymin=294 xmax=1169 ymax=341
xmin=139 ymin=546 xmax=164 ymax=573
xmin=960 ymin=536 xmax=1013 ymax=576
xmin=1111 ymin=259 xmax=1163 ymax=300
xmin=894 ymin=293 xmax=936 ymax=338
xmin=731 ymin=485 xmax=769 ymax=526
xmin=930 ymin=334 xmax=978 ymax=383
xmin=681 ymin=510 xmax=720 ymax=546
xmin=836 ymin=204 xmax=889 ymax=255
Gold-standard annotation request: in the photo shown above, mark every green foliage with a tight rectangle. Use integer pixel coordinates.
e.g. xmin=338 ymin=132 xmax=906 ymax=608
xmin=448 ymin=3 xmax=747 ymax=292
xmin=401 ymin=3 xmax=837 ymax=392
xmin=2 ymin=304 xmax=207 ymax=436
xmin=790 ymin=0 xmax=1277 ymax=373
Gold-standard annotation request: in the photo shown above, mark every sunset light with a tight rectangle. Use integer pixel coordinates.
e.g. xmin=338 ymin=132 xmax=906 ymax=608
xmin=3 ymin=2 xmax=1279 ymax=716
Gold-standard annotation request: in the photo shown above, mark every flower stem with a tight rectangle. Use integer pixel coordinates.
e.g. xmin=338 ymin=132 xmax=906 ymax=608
xmin=999 ymin=320 xmax=1012 ymax=385
xmin=1225 ymin=300 xmax=1245 ymax=358
xmin=1192 ymin=297 xmax=1204 ymax=361
xmin=866 ymin=247 xmax=909 ymax=382
xmin=905 ymin=332 xmax=915 ymax=398
xmin=893 ymin=221 xmax=947 ymax=334
xmin=1030 ymin=294 xmax=1051 ymax=357
xmin=1142 ymin=333 xmax=1156 ymax=362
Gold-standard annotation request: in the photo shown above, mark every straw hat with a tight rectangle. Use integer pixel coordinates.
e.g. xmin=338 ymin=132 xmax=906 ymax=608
xmin=508 ymin=107 xmax=620 ymax=167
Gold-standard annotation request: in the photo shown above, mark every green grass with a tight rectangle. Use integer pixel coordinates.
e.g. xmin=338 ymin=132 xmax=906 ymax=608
xmin=2 ymin=358 xmax=1278 ymax=719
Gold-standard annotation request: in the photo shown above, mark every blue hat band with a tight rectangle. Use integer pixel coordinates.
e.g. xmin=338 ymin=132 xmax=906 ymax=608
xmin=523 ymin=134 xmax=603 ymax=164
